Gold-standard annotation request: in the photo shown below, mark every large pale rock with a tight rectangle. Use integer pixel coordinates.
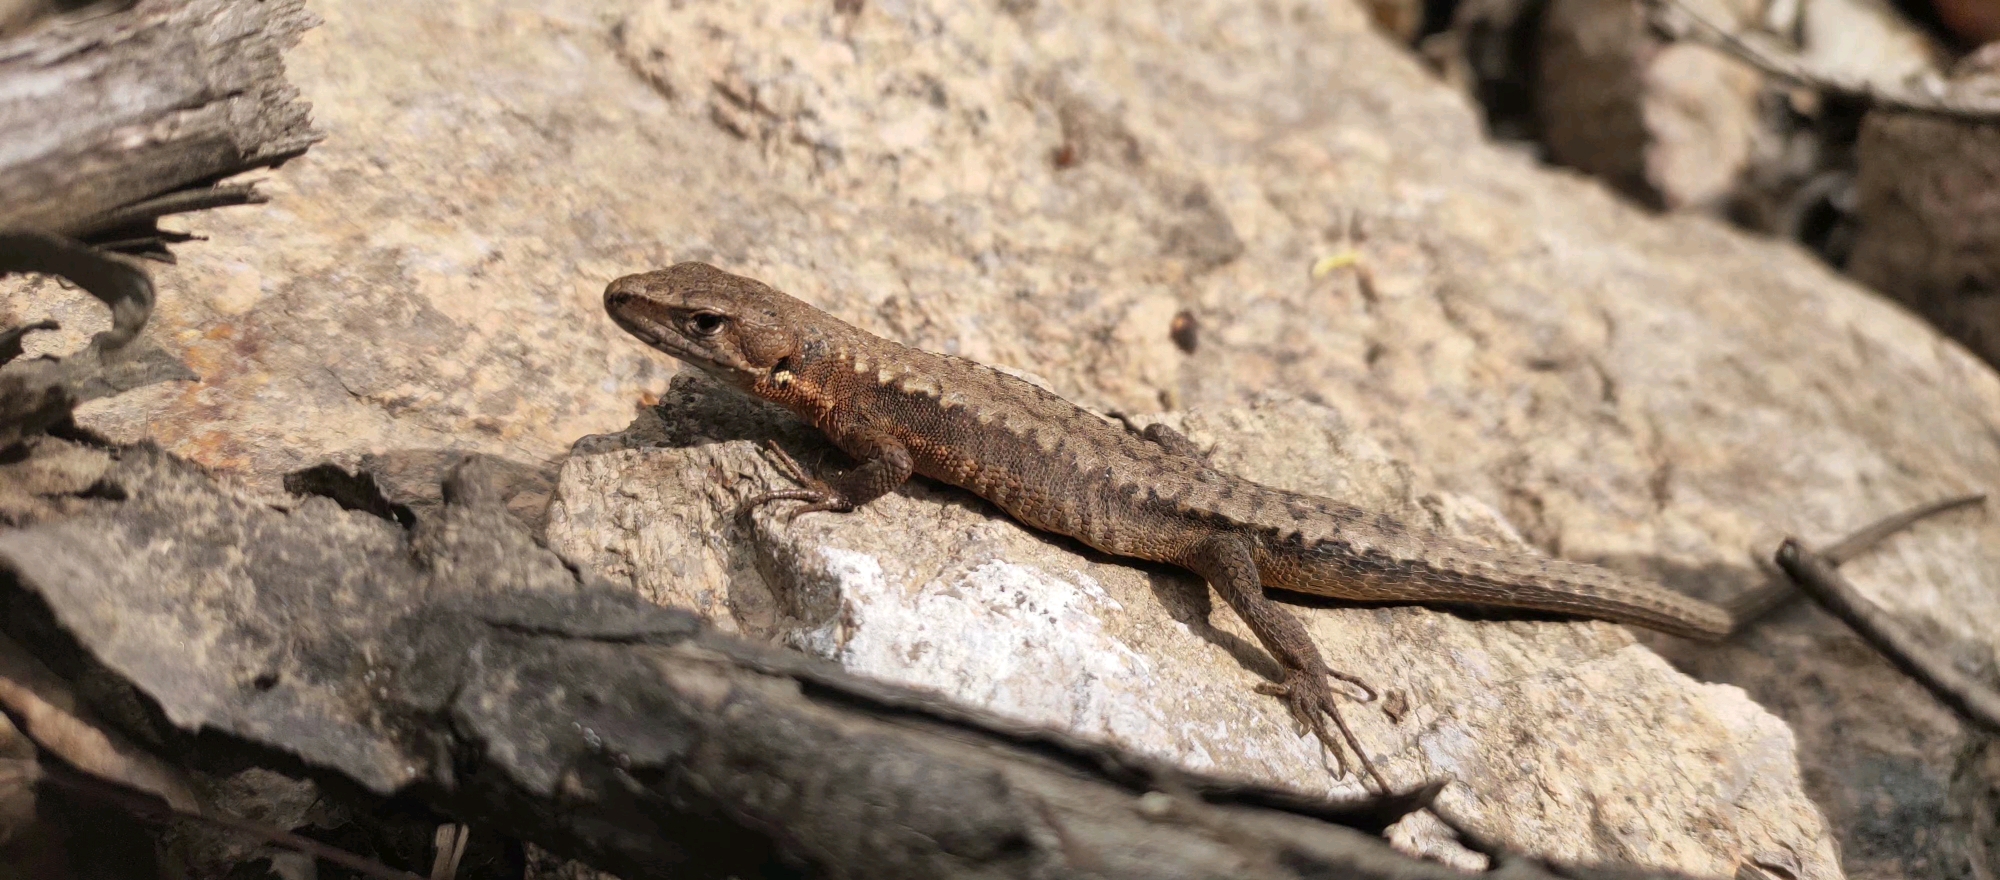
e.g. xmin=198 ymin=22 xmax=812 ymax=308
xmin=549 ymin=376 xmax=1837 ymax=876
xmin=7 ymin=0 xmax=2000 ymax=875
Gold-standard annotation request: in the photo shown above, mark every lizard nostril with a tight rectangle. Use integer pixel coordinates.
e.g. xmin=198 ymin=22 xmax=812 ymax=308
xmin=604 ymin=277 xmax=643 ymax=309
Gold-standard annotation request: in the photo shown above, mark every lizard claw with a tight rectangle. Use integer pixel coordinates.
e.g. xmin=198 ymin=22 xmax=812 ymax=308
xmin=741 ymin=440 xmax=851 ymax=521
xmin=1258 ymin=667 xmax=1389 ymax=793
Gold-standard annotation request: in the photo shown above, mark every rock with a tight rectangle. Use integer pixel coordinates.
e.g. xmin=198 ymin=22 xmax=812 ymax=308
xmin=1535 ymin=0 xmax=1767 ymax=210
xmin=547 ymin=375 xmax=1838 ymax=877
xmin=1793 ymin=0 xmax=1949 ymax=89
xmin=1933 ymin=0 xmax=2000 ymax=44
xmin=1358 ymin=0 xmax=1428 ymax=43
xmin=7 ymin=0 xmax=1999 ymax=874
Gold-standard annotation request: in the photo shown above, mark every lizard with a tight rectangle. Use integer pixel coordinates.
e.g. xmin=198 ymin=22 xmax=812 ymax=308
xmin=603 ymin=261 xmax=1738 ymax=791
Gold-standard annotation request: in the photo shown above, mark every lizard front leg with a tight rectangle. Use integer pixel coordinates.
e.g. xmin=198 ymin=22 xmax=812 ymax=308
xmin=746 ymin=429 xmax=915 ymax=518
xmin=1181 ymin=533 xmax=1387 ymax=791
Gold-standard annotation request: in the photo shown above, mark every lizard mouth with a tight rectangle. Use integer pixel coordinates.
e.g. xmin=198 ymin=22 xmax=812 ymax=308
xmin=606 ymin=306 xmax=674 ymax=350
xmin=605 ymin=285 xmax=700 ymax=360
xmin=604 ymin=300 xmax=741 ymax=380
xmin=605 ymin=305 xmax=665 ymax=347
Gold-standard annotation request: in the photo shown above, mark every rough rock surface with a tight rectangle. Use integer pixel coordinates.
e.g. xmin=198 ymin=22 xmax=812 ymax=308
xmin=6 ymin=0 xmax=2000 ymax=876
xmin=549 ymin=375 xmax=1837 ymax=876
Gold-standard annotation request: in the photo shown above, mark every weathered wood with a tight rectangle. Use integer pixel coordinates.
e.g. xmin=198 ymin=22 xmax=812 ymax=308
xmin=1847 ymin=106 xmax=2000 ymax=370
xmin=0 ymin=0 xmax=319 ymax=238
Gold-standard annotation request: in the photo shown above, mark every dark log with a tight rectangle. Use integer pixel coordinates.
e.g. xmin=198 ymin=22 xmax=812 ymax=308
xmin=1847 ymin=108 xmax=2000 ymax=371
xmin=0 ymin=0 xmax=319 ymax=241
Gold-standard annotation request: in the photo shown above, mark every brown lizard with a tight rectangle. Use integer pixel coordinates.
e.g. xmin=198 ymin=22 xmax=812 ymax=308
xmin=604 ymin=262 xmax=1737 ymax=790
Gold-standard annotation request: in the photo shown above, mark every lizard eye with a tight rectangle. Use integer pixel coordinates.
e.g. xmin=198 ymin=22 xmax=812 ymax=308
xmin=686 ymin=311 xmax=728 ymax=337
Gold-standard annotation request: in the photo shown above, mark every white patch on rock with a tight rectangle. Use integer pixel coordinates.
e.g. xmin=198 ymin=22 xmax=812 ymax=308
xmin=815 ymin=548 xmax=1170 ymax=744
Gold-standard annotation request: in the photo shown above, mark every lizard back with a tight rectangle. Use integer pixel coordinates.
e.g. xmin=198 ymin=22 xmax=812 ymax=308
xmin=790 ymin=334 xmax=1732 ymax=641
xmin=606 ymin=262 xmax=1752 ymax=786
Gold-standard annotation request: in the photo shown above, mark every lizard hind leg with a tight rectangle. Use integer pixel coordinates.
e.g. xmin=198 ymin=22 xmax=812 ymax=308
xmin=1180 ymin=534 xmax=1389 ymax=792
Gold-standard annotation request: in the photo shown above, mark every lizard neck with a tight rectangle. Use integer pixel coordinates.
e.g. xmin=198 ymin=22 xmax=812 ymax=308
xmin=746 ymin=334 xmax=873 ymax=432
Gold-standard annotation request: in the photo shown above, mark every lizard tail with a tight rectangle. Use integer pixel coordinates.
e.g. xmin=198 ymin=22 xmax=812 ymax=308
xmin=1267 ymin=538 xmax=1734 ymax=640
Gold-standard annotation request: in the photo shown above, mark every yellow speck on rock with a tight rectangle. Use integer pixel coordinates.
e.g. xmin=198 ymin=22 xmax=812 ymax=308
xmin=1310 ymin=251 xmax=1361 ymax=280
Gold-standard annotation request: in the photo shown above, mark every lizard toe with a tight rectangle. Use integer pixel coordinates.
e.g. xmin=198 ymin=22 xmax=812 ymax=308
xmin=739 ymin=488 xmax=837 ymax=519
xmin=1266 ymin=668 xmax=1387 ymax=791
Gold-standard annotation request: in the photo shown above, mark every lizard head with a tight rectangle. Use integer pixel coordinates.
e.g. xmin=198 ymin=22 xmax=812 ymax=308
xmin=604 ymin=262 xmax=807 ymax=390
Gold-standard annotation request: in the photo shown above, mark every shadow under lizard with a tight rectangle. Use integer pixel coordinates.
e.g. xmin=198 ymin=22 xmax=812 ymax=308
xmin=603 ymin=262 xmax=1736 ymax=791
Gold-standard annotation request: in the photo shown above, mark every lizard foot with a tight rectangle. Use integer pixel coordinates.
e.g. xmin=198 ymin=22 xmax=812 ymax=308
xmin=741 ymin=440 xmax=852 ymax=520
xmin=1109 ymin=412 xmax=1211 ymax=461
xmin=1256 ymin=667 xmax=1389 ymax=792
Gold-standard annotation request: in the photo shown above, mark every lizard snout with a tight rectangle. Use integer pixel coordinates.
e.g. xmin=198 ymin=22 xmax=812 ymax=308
xmin=603 ymin=275 xmax=648 ymax=312
xmin=603 ymin=275 xmax=666 ymax=345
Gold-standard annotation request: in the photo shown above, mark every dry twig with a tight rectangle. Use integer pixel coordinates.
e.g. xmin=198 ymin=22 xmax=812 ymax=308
xmin=1775 ymin=497 xmax=2000 ymax=736
xmin=1726 ymin=493 xmax=1988 ymax=627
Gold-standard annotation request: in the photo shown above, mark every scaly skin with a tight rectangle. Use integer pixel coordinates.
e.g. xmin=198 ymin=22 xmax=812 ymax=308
xmin=604 ymin=262 xmax=1734 ymax=789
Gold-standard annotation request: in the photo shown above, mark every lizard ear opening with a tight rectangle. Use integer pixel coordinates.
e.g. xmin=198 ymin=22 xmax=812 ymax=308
xmin=739 ymin=325 xmax=799 ymax=370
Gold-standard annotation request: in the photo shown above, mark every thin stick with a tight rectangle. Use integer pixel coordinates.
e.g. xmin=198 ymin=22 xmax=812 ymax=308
xmin=0 ymin=232 xmax=154 ymax=351
xmin=1818 ymin=493 xmax=1986 ymax=565
xmin=1775 ymin=540 xmax=2000 ymax=736
xmin=1727 ymin=494 xmax=1986 ymax=628
xmin=0 ymin=319 xmax=59 ymax=364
